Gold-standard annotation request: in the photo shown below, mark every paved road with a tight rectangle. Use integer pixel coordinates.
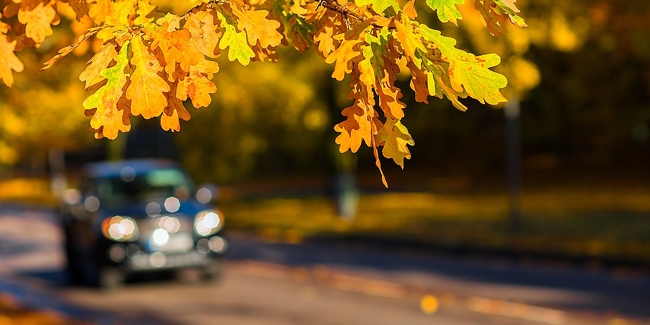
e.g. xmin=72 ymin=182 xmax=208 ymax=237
xmin=1 ymin=205 xmax=649 ymax=325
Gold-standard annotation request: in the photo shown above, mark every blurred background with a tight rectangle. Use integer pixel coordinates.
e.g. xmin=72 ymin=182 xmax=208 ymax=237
xmin=1 ymin=0 xmax=650 ymax=324
xmin=2 ymin=0 xmax=649 ymax=264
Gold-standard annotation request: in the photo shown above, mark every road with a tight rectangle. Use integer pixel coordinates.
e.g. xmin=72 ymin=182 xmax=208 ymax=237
xmin=1 ymin=205 xmax=649 ymax=325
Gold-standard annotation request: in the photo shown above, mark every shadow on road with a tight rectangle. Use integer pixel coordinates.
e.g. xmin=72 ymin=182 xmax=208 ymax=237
xmin=228 ymin=235 xmax=650 ymax=320
xmin=0 ymin=273 xmax=180 ymax=325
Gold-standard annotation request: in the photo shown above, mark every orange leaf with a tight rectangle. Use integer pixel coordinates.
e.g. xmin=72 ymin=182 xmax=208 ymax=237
xmin=176 ymin=58 xmax=218 ymax=108
xmin=407 ymin=61 xmax=430 ymax=103
xmin=161 ymin=88 xmax=190 ymax=132
xmin=325 ymin=38 xmax=362 ymax=81
xmin=377 ymin=81 xmax=406 ymax=120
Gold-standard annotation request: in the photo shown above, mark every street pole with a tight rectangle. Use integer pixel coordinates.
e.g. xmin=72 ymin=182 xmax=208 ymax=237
xmin=505 ymin=97 xmax=522 ymax=232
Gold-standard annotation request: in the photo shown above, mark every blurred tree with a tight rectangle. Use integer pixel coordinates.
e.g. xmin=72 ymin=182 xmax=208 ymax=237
xmin=0 ymin=16 xmax=94 ymax=171
xmin=1 ymin=0 xmax=525 ymax=186
xmin=1 ymin=0 xmax=648 ymax=187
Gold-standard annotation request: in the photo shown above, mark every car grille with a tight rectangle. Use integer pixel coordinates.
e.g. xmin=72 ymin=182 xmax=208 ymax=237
xmin=137 ymin=216 xmax=195 ymax=253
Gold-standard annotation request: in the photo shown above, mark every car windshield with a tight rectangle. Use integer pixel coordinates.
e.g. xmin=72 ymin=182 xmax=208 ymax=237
xmin=91 ymin=167 xmax=193 ymax=206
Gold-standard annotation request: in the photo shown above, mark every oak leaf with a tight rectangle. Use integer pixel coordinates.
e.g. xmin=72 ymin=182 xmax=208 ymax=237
xmin=0 ymin=34 xmax=24 ymax=87
xmin=355 ymin=0 xmax=399 ymax=14
xmin=394 ymin=15 xmax=426 ymax=68
xmin=88 ymin=0 xmax=114 ymax=24
xmin=425 ymin=0 xmax=464 ymax=25
xmin=219 ymin=21 xmax=255 ymax=65
xmin=82 ymin=42 xmax=132 ymax=139
xmin=17 ymin=2 xmax=57 ymax=45
xmin=185 ymin=10 xmax=221 ymax=58
xmin=42 ymin=28 xmax=101 ymax=70
xmin=68 ymin=0 xmax=90 ymax=21
xmin=161 ymin=85 xmax=191 ymax=132
xmin=79 ymin=42 xmax=118 ymax=89
xmin=231 ymin=6 xmax=283 ymax=48
xmin=325 ymin=38 xmax=362 ymax=81
xmin=146 ymin=22 xmax=201 ymax=78
xmin=376 ymin=117 xmax=414 ymax=168
xmin=419 ymin=25 xmax=506 ymax=105
xmin=126 ymin=35 xmax=170 ymax=119
xmin=176 ymin=58 xmax=218 ymax=108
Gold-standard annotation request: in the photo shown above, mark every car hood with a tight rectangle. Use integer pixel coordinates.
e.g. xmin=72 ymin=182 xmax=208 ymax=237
xmin=97 ymin=199 xmax=212 ymax=220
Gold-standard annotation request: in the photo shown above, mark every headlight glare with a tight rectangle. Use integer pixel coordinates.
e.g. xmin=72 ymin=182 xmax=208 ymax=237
xmin=194 ymin=210 xmax=223 ymax=236
xmin=102 ymin=216 xmax=139 ymax=241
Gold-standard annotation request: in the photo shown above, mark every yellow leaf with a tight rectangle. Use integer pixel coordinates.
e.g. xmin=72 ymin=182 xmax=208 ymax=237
xmin=79 ymin=43 xmax=117 ymax=89
xmin=126 ymin=35 xmax=170 ymax=119
xmin=88 ymin=0 xmax=114 ymax=24
xmin=376 ymin=117 xmax=414 ymax=168
xmin=394 ymin=16 xmax=426 ymax=69
xmin=82 ymin=42 xmax=132 ymax=139
xmin=231 ymin=5 xmax=283 ymax=48
xmin=185 ymin=10 xmax=222 ymax=58
xmin=0 ymin=36 xmax=24 ymax=87
xmin=134 ymin=0 xmax=157 ymax=25
xmin=17 ymin=2 xmax=57 ymax=45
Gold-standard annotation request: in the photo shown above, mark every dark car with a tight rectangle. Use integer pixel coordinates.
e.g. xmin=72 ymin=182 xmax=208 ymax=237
xmin=59 ymin=159 xmax=227 ymax=289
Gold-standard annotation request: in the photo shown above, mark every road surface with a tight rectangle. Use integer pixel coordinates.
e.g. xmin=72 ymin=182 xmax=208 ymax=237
xmin=1 ymin=205 xmax=649 ymax=325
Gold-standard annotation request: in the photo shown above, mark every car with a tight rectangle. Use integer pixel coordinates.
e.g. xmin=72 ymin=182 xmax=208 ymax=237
xmin=58 ymin=159 xmax=227 ymax=289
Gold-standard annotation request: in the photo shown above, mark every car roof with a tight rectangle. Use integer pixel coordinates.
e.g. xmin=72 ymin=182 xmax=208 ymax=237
xmin=82 ymin=159 xmax=182 ymax=178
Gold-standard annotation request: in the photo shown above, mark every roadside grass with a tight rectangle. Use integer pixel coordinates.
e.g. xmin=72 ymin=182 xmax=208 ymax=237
xmin=0 ymin=178 xmax=56 ymax=206
xmin=221 ymin=186 xmax=650 ymax=265
xmin=1 ymin=177 xmax=649 ymax=264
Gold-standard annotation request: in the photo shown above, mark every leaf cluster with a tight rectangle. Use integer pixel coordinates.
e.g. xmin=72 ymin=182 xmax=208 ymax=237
xmin=0 ymin=0 xmax=526 ymax=186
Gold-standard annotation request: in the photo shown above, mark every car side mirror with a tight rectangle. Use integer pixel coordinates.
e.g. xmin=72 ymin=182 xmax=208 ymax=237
xmin=196 ymin=183 xmax=219 ymax=204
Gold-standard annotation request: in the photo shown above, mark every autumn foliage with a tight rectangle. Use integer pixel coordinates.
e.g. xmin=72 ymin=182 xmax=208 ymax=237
xmin=0 ymin=0 xmax=525 ymax=186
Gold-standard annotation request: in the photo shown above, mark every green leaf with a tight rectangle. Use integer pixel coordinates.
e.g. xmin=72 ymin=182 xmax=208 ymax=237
xmin=82 ymin=43 xmax=130 ymax=111
xmin=509 ymin=14 xmax=528 ymax=28
xmin=217 ymin=13 xmax=255 ymax=66
xmin=358 ymin=27 xmax=389 ymax=87
xmin=82 ymin=42 xmax=132 ymax=139
xmin=425 ymin=0 xmax=464 ymax=25
xmin=355 ymin=0 xmax=400 ymax=14
xmin=493 ymin=0 xmax=528 ymax=27
xmin=418 ymin=25 xmax=507 ymax=105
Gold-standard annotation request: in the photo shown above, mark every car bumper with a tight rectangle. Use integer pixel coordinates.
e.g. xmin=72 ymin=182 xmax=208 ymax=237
xmin=128 ymin=251 xmax=211 ymax=271
xmin=106 ymin=235 xmax=228 ymax=272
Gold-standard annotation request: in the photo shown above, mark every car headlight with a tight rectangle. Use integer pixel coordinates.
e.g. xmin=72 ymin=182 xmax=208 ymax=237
xmin=194 ymin=210 xmax=223 ymax=236
xmin=102 ymin=216 xmax=139 ymax=241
